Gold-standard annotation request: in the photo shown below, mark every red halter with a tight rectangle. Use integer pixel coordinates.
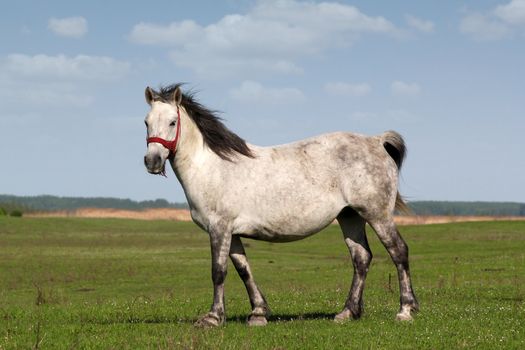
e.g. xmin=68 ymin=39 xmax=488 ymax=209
xmin=146 ymin=107 xmax=181 ymax=156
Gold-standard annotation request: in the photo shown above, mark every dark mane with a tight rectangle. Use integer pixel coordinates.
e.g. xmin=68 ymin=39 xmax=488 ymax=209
xmin=157 ymin=84 xmax=254 ymax=161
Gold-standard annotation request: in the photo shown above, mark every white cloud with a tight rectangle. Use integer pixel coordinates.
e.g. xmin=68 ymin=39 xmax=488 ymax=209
xmin=391 ymin=81 xmax=421 ymax=97
xmin=170 ymin=53 xmax=303 ymax=77
xmin=129 ymin=0 xmax=400 ymax=77
xmin=130 ymin=20 xmax=202 ymax=46
xmin=229 ymin=81 xmax=305 ymax=104
xmin=0 ymin=54 xmax=130 ymax=109
xmin=405 ymin=15 xmax=435 ymax=33
xmin=495 ymin=0 xmax=525 ymax=25
xmin=460 ymin=13 xmax=510 ymax=41
xmin=324 ymin=82 xmax=371 ymax=97
xmin=459 ymin=0 xmax=525 ymax=41
xmin=48 ymin=17 xmax=88 ymax=38
xmin=10 ymin=86 xmax=93 ymax=107
xmin=0 ymin=78 xmax=94 ymax=109
xmin=3 ymin=54 xmax=130 ymax=81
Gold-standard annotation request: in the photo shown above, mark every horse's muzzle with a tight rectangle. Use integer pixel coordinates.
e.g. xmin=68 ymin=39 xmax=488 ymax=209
xmin=144 ymin=153 xmax=165 ymax=174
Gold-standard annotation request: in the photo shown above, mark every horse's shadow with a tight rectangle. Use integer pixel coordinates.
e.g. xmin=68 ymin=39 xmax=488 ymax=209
xmin=227 ymin=312 xmax=335 ymax=324
xmin=88 ymin=312 xmax=336 ymax=325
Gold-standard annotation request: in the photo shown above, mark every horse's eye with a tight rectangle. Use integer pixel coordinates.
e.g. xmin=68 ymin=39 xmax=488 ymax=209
xmin=170 ymin=121 xmax=176 ymax=127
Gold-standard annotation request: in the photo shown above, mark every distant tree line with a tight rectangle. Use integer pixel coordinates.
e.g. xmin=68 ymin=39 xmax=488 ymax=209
xmin=0 ymin=202 xmax=27 ymax=217
xmin=0 ymin=194 xmax=188 ymax=213
xmin=1 ymin=195 xmax=524 ymax=217
xmin=407 ymin=201 xmax=525 ymax=216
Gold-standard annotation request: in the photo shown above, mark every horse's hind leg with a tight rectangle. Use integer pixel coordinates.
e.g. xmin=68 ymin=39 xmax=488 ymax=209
xmin=368 ymin=218 xmax=419 ymax=321
xmin=229 ymin=235 xmax=270 ymax=326
xmin=334 ymin=207 xmax=372 ymax=322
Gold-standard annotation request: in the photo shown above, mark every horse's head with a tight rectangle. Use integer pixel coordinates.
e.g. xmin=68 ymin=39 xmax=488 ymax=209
xmin=143 ymin=86 xmax=182 ymax=175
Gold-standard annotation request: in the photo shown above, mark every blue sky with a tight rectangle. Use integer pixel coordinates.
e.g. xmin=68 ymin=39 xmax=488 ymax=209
xmin=1 ymin=0 xmax=524 ymax=203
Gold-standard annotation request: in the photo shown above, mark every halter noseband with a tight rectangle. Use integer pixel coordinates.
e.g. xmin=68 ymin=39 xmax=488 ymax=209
xmin=146 ymin=106 xmax=181 ymax=156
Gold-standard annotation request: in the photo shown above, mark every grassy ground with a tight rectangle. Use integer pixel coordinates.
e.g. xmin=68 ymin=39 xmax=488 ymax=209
xmin=0 ymin=217 xmax=524 ymax=349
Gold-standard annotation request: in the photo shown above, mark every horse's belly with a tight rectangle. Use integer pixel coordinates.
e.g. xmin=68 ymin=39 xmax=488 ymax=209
xmin=233 ymin=208 xmax=337 ymax=243
xmin=236 ymin=227 xmax=320 ymax=243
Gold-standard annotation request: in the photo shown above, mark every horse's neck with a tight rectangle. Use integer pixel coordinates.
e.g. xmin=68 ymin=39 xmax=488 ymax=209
xmin=172 ymin=111 xmax=205 ymax=169
xmin=170 ymin=111 xmax=219 ymax=208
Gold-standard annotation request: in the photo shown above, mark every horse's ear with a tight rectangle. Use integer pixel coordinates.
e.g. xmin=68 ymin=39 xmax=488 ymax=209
xmin=173 ymin=86 xmax=182 ymax=105
xmin=145 ymin=86 xmax=156 ymax=105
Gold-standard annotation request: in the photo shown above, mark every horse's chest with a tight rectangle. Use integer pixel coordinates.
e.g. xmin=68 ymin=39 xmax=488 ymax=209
xmin=189 ymin=208 xmax=209 ymax=231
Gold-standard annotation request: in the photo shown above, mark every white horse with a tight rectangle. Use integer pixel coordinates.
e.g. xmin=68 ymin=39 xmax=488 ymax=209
xmin=143 ymin=84 xmax=418 ymax=327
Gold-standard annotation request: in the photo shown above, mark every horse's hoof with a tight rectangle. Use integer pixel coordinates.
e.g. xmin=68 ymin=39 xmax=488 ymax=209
xmin=334 ymin=309 xmax=352 ymax=323
xmin=396 ymin=304 xmax=415 ymax=321
xmin=247 ymin=315 xmax=268 ymax=326
xmin=194 ymin=313 xmax=222 ymax=328
xmin=395 ymin=311 xmax=413 ymax=322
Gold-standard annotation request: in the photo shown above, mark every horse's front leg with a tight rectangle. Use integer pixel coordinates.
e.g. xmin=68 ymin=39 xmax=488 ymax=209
xmin=195 ymin=227 xmax=232 ymax=328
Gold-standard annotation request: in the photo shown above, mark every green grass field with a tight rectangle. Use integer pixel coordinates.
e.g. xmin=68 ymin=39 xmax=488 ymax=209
xmin=0 ymin=217 xmax=524 ymax=349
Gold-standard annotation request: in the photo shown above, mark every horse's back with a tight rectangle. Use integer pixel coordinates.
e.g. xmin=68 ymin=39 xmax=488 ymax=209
xmin=253 ymin=131 xmax=397 ymax=188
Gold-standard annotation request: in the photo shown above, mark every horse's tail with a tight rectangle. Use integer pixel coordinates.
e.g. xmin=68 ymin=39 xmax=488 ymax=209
xmin=382 ymin=130 xmax=406 ymax=169
xmin=381 ymin=131 xmax=411 ymax=215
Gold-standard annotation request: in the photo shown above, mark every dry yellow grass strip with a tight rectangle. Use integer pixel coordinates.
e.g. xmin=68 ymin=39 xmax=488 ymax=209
xmin=27 ymin=208 xmax=192 ymax=221
xmin=27 ymin=209 xmax=525 ymax=225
